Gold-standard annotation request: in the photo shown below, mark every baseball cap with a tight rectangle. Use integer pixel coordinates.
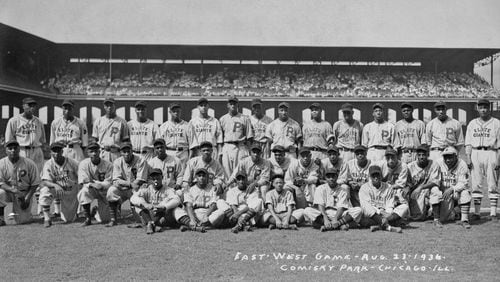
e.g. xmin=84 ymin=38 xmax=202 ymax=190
xmin=198 ymin=97 xmax=208 ymax=105
xmin=50 ymin=142 xmax=64 ymax=150
xmin=372 ymin=103 xmax=385 ymax=110
xmin=195 ymin=168 xmax=208 ymax=175
xmin=272 ymin=145 xmax=286 ymax=153
xmin=400 ymin=102 xmax=413 ymax=109
xmin=434 ymin=101 xmax=447 ymax=108
xmin=354 ymin=145 xmax=367 ymax=153
xmin=169 ymin=102 xmax=181 ymax=109
xmin=385 ymin=148 xmax=398 ymax=157
xmin=5 ymin=140 xmax=19 ymax=147
xmin=251 ymin=98 xmax=263 ymax=106
xmin=62 ymin=99 xmax=74 ymax=107
xmin=442 ymin=146 xmax=458 ymax=156
xmin=324 ymin=167 xmax=339 ymax=176
xmin=120 ymin=142 xmax=132 ymax=150
xmin=228 ymin=96 xmax=239 ymax=103
xmin=250 ymin=144 xmax=262 ymax=152
xmin=309 ymin=103 xmax=322 ymax=110
xmin=278 ymin=102 xmax=290 ymax=109
xmin=103 ymin=98 xmax=115 ymax=104
xmin=153 ymin=138 xmax=166 ymax=146
xmin=87 ymin=142 xmax=100 ymax=150
xmin=298 ymin=147 xmax=311 ymax=155
xmin=134 ymin=100 xmax=147 ymax=108
xmin=369 ymin=165 xmax=382 ymax=176
xmin=199 ymin=141 xmax=213 ymax=149
xmin=416 ymin=145 xmax=429 ymax=153
xmin=149 ymin=168 xmax=162 ymax=176
xmin=327 ymin=145 xmax=339 ymax=153
xmin=341 ymin=103 xmax=354 ymax=112
xmin=22 ymin=97 xmax=37 ymax=105
xmin=477 ymin=99 xmax=490 ymax=106
xmin=235 ymin=171 xmax=247 ymax=179
xmin=271 ymin=174 xmax=285 ymax=181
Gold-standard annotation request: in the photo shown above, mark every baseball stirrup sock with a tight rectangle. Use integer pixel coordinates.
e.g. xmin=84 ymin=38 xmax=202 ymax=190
xmin=139 ymin=210 xmax=152 ymax=222
xmin=338 ymin=214 xmax=354 ymax=226
xmin=238 ymin=210 xmax=256 ymax=225
xmin=42 ymin=206 xmax=51 ymax=221
xmin=54 ymin=199 xmax=61 ymax=214
xmin=178 ymin=215 xmax=191 ymax=226
xmin=432 ymin=204 xmax=441 ymax=219
xmin=82 ymin=204 xmax=91 ymax=219
xmin=312 ymin=216 xmax=324 ymax=229
xmin=489 ymin=198 xmax=498 ymax=216
xmin=224 ymin=209 xmax=234 ymax=218
xmin=109 ymin=202 xmax=118 ymax=221
xmin=473 ymin=198 xmax=481 ymax=215
xmin=386 ymin=213 xmax=401 ymax=223
xmin=371 ymin=214 xmax=383 ymax=226
xmin=460 ymin=204 xmax=470 ymax=222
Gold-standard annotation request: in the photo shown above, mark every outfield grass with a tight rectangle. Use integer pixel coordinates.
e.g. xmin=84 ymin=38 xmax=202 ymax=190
xmin=0 ymin=213 xmax=498 ymax=281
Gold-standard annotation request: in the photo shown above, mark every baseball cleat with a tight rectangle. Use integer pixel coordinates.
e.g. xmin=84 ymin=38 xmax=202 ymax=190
xmin=268 ymin=224 xmax=276 ymax=230
xmin=433 ymin=220 xmax=443 ymax=228
xmin=231 ymin=226 xmax=240 ymax=234
xmin=243 ymin=225 xmax=254 ymax=232
xmin=370 ymin=225 xmax=380 ymax=232
xmin=146 ymin=222 xmax=155 ymax=234
xmin=193 ymin=226 xmax=206 ymax=233
xmin=287 ymin=224 xmax=298 ymax=230
xmin=81 ymin=218 xmax=92 ymax=227
xmin=52 ymin=213 xmax=61 ymax=219
xmin=180 ymin=225 xmax=190 ymax=232
xmin=471 ymin=214 xmax=481 ymax=221
xmin=339 ymin=224 xmax=349 ymax=231
xmin=386 ymin=225 xmax=403 ymax=233
xmin=106 ymin=220 xmax=117 ymax=227
xmin=320 ymin=226 xmax=328 ymax=232
xmin=458 ymin=221 xmax=471 ymax=229
xmin=44 ymin=220 xmax=52 ymax=228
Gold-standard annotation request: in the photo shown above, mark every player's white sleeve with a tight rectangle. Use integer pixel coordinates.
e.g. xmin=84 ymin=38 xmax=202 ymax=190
xmin=5 ymin=118 xmax=15 ymax=141
xmin=50 ymin=121 xmax=56 ymax=144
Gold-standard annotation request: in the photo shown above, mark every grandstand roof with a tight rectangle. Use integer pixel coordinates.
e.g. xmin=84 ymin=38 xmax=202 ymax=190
xmin=1 ymin=0 xmax=500 ymax=49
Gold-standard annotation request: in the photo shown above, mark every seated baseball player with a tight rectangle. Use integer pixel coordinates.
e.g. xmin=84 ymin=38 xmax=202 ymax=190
xmin=77 ymin=142 xmax=113 ymax=226
xmin=338 ymin=145 xmax=372 ymax=207
xmin=318 ymin=145 xmax=344 ymax=185
xmin=39 ymin=142 xmax=80 ymax=227
xmin=304 ymin=168 xmax=362 ymax=232
xmin=225 ymin=171 xmax=263 ymax=233
xmin=106 ymin=142 xmax=149 ymax=227
xmin=375 ymin=148 xmax=410 ymax=210
xmin=0 ymin=140 xmax=40 ymax=226
xmin=227 ymin=144 xmax=270 ymax=200
xmin=284 ymin=147 xmax=319 ymax=209
xmin=148 ymin=138 xmax=184 ymax=195
xmin=436 ymin=146 xmax=472 ymax=229
xmin=183 ymin=168 xmax=229 ymax=231
xmin=261 ymin=174 xmax=304 ymax=230
xmin=269 ymin=145 xmax=292 ymax=178
xmin=130 ymin=168 xmax=188 ymax=234
xmin=359 ymin=165 xmax=409 ymax=233
xmin=406 ymin=145 xmax=442 ymax=225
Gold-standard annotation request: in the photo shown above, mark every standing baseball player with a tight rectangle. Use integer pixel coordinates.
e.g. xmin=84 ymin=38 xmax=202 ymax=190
xmin=148 ymin=139 xmax=184 ymax=193
xmin=436 ymin=147 xmax=472 ymax=228
xmin=332 ymin=103 xmax=363 ymax=162
xmin=465 ymin=99 xmax=500 ymax=221
xmin=188 ymin=97 xmax=223 ymax=159
xmin=160 ymin=102 xmax=193 ymax=166
xmin=106 ymin=142 xmax=149 ymax=227
xmin=128 ymin=100 xmax=160 ymax=163
xmin=338 ymin=145 xmax=372 ymax=207
xmin=265 ymin=102 xmax=302 ymax=158
xmin=393 ymin=102 xmax=426 ymax=164
xmin=50 ymin=99 xmax=88 ymax=162
xmin=92 ymin=98 xmax=129 ymax=163
xmin=219 ymin=96 xmax=254 ymax=179
xmin=284 ymin=147 xmax=320 ymax=209
xmin=302 ymin=103 xmax=334 ymax=161
xmin=77 ymin=142 xmax=113 ymax=226
xmin=5 ymin=97 xmax=46 ymax=174
xmin=304 ymin=167 xmax=362 ymax=232
xmin=426 ymin=101 xmax=464 ymax=161
xmin=39 ymin=142 xmax=80 ymax=227
xmin=182 ymin=141 xmax=225 ymax=194
xmin=0 ymin=140 xmax=40 ymax=225
xmin=250 ymin=98 xmax=273 ymax=159
xmin=362 ymin=103 xmax=394 ymax=162
xmin=269 ymin=145 xmax=292 ymax=177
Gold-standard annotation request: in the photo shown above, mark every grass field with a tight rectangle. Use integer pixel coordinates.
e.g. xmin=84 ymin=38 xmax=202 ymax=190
xmin=0 ymin=210 xmax=499 ymax=281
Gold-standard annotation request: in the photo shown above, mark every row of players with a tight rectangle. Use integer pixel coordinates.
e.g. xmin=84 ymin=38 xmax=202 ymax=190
xmin=0 ymin=136 xmax=474 ymax=234
xmin=3 ymin=96 xmax=499 ymax=223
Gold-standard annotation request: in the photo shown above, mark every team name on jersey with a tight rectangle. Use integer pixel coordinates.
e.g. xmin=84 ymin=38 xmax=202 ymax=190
xmin=20 ymin=123 xmax=38 ymax=135
xmin=129 ymin=126 xmax=151 ymax=136
xmin=195 ymin=124 xmax=213 ymax=133
xmin=54 ymin=170 xmax=72 ymax=183
xmin=383 ymin=173 xmax=399 ymax=184
xmin=441 ymin=172 xmax=459 ymax=188
xmin=398 ymin=128 xmax=417 ymax=139
xmin=304 ymin=128 xmax=323 ymax=137
xmin=472 ymin=128 xmax=491 ymax=138
xmin=350 ymin=172 xmax=368 ymax=183
xmin=55 ymin=128 xmax=75 ymax=138
xmin=165 ymin=128 xmax=185 ymax=138
xmin=253 ymin=124 xmax=267 ymax=134
xmin=338 ymin=129 xmax=359 ymax=140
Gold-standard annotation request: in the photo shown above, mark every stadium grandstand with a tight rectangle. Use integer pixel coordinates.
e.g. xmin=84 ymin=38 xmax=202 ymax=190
xmin=1 ymin=0 xmax=500 ymax=136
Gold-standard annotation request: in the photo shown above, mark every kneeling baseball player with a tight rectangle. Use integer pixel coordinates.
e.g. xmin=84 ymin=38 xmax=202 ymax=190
xmin=304 ymin=167 xmax=362 ymax=231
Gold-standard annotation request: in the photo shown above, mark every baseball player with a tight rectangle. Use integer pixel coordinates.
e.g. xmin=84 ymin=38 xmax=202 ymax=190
xmin=148 ymin=139 xmax=184 ymax=194
xmin=284 ymin=147 xmax=320 ymax=209
xmin=159 ymin=102 xmax=193 ymax=166
xmin=406 ymin=145 xmax=442 ymax=226
xmin=92 ymin=98 xmax=129 ymax=163
xmin=225 ymin=171 xmax=263 ymax=233
xmin=130 ymin=168 xmax=189 ymax=234
xmin=302 ymin=103 xmax=334 ymax=161
xmin=265 ymin=102 xmax=302 ymax=158
xmin=127 ymin=100 xmax=160 ymax=163
xmin=50 ymin=99 xmax=88 ymax=162
xmin=219 ymin=96 xmax=254 ymax=179
xmin=304 ymin=167 xmax=362 ymax=232
xmin=77 ymin=142 xmax=113 ymax=226
xmin=261 ymin=174 xmax=304 ymax=230
xmin=182 ymin=141 xmax=225 ymax=194
xmin=5 ymin=97 xmax=46 ymax=174
xmin=426 ymin=101 xmax=464 ymax=161
xmin=269 ymin=145 xmax=292 ymax=177
xmin=106 ymin=142 xmax=149 ymax=227
xmin=393 ymin=102 xmax=426 ymax=163
xmin=39 ymin=142 xmax=80 ymax=227
xmin=250 ymin=98 xmax=273 ymax=159
xmin=362 ymin=103 xmax=394 ymax=162
xmin=436 ymin=146 xmax=472 ymax=229
xmin=318 ymin=145 xmax=344 ymax=184
xmin=359 ymin=165 xmax=409 ymax=233
xmin=0 ymin=140 xmax=40 ymax=225
xmin=332 ymin=103 xmax=363 ymax=162
xmin=465 ymin=99 xmax=500 ymax=221
xmin=338 ymin=145 xmax=372 ymax=207
xmin=188 ymin=97 xmax=223 ymax=159
xmin=227 ymin=144 xmax=271 ymax=201
xmin=375 ymin=148 xmax=410 ymax=211
xmin=183 ymin=168 xmax=230 ymax=231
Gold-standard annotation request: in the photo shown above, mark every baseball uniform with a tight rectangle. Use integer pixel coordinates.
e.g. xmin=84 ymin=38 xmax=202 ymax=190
xmin=436 ymin=157 xmax=471 ymax=222
xmin=39 ymin=157 xmax=80 ymax=222
xmin=228 ymin=156 xmax=271 ymax=200
xmin=406 ymin=159 xmax=441 ymax=220
xmin=128 ymin=119 xmax=160 ymax=163
xmin=332 ymin=119 xmax=363 ymax=162
xmin=362 ymin=121 xmax=394 ymax=162
xmin=5 ymin=114 xmax=46 ymax=173
xmin=302 ymin=120 xmax=333 ymax=160
xmin=261 ymin=189 xmax=304 ymax=224
xmin=182 ymin=156 xmax=226 ymax=188
xmin=250 ymin=114 xmax=273 ymax=159
xmin=188 ymin=116 xmax=223 ymax=159
xmin=92 ymin=115 xmax=129 ymax=163
xmin=50 ymin=116 xmax=88 ymax=162
xmin=338 ymin=159 xmax=373 ymax=207
xmin=426 ymin=117 xmax=464 ymax=160
xmin=225 ymin=186 xmax=263 ymax=216
xmin=220 ymin=113 xmax=254 ymax=178
xmin=269 ymin=155 xmax=292 ymax=177
xmin=160 ymin=119 xmax=193 ymax=166
xmin=359 ymin=181 xmax=409 ymax=224
xmin=265 ymin=118 xmax=302 ymax=158
xmin=393 ymin=119 xmax=426 ymax=163
xmin=148 ymin=155 xmax=184 ymax=190
xmin=319 ymin=157 xmax=344 ymax=181
xmin=375 ymin=160 xmax=410 ymax=205
xmin=284 ymin=159 xmax=319 ymax=209
xmin=184 ymin=183 xmax=228 ymax=227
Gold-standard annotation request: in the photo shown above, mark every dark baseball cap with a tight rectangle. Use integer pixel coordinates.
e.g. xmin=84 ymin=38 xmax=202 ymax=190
xmin=103 ymin=98 xmax=115 ymax=104
xmin=369 ymin=165 xmax=382 ymax=176
xmin=372 ymin=103 xmax=384 ymax=110
xmin=401 ymin=102 xmax=413 ymax=109
xmin=5 ymin=140 xmax=19 ymax=147
xmin=50 ymin=142 xmax=64 ymax=150
xmin=199 ymin=141 xmax=213 ymax=148
xmin=251 ymin=98 xmax=263 ymax=106
xmin=235 ymin=171 xmax=247 ymax=179
xmin=120 ymin=142 xmax=132 ymax=150
xmin=22 ymin=97 xmax=37 ymax=105
xmin=278 ymin=102 xmax=290 ymax=109
xmin=298 ymin=147 xmax=311 ymax=155
xmin=354 ymin=145 xmax=367 ymax=153
xmin=169 ymin=102 xmax=181 ymax=109
xmin=434 ymin=101 xmax=447 ymax=108
xmin=442 ymin=146 xmax=458 ymax=156
xmin=327 ymin=145 xmax=339 ymax=153
xmin=228 ymin=96 xmax=239 ymax=103
xmin=250 ymin=144 xmax=262 ymax=152
xmin=87 ymin=142 xmax=100 ymax=150
xmin=195 ymin=168 xmax=208 ymax=175
xmin=324 ymin=167 xmax=339 ymax=176
xmin=416 ymin=145 xmax=429 ymax=153
xmin=153 ymin=138 xmax=166 ymax=146
xmin=341 ymin=103 xmax=354 ymax=112
xmin=385 ymin=148 xmax=398 ymax=157
xmin=272 ymin=145 xmax=286 ymax=153
xmin=477 ymin=99 xmax=490 ymax=106
xmin=309 ymin=103 xmax=322 ymax=110
xmin=198 ymin=97 xmax=208 ymax=105
xmin=149 ymin=168 xmax=163 ymax=176
xmin=134 ymin=100 xmax=147 ymax=108
xmin=62 ymin=99 xmax=74 ymax=107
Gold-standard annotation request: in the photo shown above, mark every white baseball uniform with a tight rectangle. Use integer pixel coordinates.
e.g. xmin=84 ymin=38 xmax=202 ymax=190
xmin=406 ymin=159 xmax=441 ymax=220
xmin=436 ymin=158 xmax=471 ymax=222
xmin=250 ymin=114 xmax=273 ymax=158
xmin=92 ymin=115 xmax=129 ymax=163
xmin=50 ymin=116 xmax=88 ymax=162
xmin=393 ymin=119 xmax=426 ymax=163
xmin=284 ymin=159 xmax=319 ymax=209
xmin=362 ymin=121 xmax=394 ymax=162
xmin=219 ymin=113 xmax=254 ymax=178
xmin=160 ymin=119 xmax=193 ymax=166
xmin=128 ymin=119 xmax=160 ymax=162
xmin=332 ymin=119 xmax=363 ymax=162
xmin=302 ymin=120 xmax=333 ymax=160
xmin=426 ymin=117 xmax=464 ymax=160
xmin=188 ymin=116 xmax=223 ymax=158
xmin=148 ymin=155 xmax=184 ymax=189
xmin=265 ymin=118 xmax=302 ymax=158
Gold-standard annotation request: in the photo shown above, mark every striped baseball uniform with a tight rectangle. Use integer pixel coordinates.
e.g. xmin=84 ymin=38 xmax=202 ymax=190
xmin=148 ymin=155 xmax=184 ymax=189
xmin=265 ymin=118 xmax=302 ymax=158
xmin=160 ymin=119 xmax=193 ymax=165
xmin=188 ymin=116 xmax=223 ymax=158
xmin=182 ymin=156 xmax=226 ymax=187
xmin=406 ymin=159 xmax=441 ymax=220
xmin=393 ymin=119 xmax=426 ymax=163
xmin=332 ymin=119 xmax=363 ymax=162
xmin=426 ymin=117 xmax=464 ymax=160
xmin=250 ymin=114 xmax=273 ymax=158
xmin=220 ymin=113 xmax=254 ymax=178
xmin=302 ymin=120 xmax=333 ymax=160
xmin=359 ymin=181 xmax=409 ymax=220
xmin=284 ymin=159 xmax=319 ymax=209
xmin=92 ymin=115 xmax=129 ymax=162
xmin=436 ymin=158 xmax=471 ymax=221
xmin=50 ymin=116 xmax=88 ymax=162
xmin=362 ymin=121 xmax=394 ymax=162
xmin=128 ymin=119 xmax=160 ymax=162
